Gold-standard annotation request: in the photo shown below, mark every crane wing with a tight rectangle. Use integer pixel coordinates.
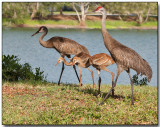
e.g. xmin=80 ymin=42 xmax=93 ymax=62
xmin=111 ymin=46 xmax=152 ymax=82
xmin=91 ymin=53 xmax=113 ymax=66
xmin=51 ymin=37 xmax=89 ymax=55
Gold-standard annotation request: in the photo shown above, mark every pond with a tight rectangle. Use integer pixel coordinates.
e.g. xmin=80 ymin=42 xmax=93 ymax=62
xmin=2 ymin=27 xmax=157 ymax=86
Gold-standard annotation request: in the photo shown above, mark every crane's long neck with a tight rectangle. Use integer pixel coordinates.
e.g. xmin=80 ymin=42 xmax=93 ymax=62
xmin=101 ymin=10 xmax=113 ymax=51
xmin=101 ymin=11 xmax=107 ymax=33
xmin=39 ymin=32 xmax=53 ymax=48
xmin=63 ymin=59 xmax=72 ymax=66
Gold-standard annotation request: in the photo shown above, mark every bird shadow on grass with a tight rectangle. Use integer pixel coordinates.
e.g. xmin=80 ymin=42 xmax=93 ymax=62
xmin=53 ymin=83 xmax=135 ymax=101
xmin=59 ymin=82 xmax=80 ymax=87
xmin=50 ymin=82 xmax=80 ymax=87
xmin=78 ymin=87 xmax=135 ymax=101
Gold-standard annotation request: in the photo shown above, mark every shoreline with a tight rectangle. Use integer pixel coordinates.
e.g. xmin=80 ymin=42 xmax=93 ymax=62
xmin=3 ymin=24 xmax=157 ymax=30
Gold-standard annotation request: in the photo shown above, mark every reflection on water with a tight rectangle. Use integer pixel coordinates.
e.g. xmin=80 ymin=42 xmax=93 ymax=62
xmin=2 ymin=27 xmax=157 ymax=86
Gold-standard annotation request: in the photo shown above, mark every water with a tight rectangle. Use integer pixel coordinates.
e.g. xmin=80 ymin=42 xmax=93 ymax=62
xmin=2 ymin=27 xmax=157 ymax=86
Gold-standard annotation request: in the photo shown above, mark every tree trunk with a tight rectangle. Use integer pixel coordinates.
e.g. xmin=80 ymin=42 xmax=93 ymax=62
xmin=72 ymin=2 xmax=89 ymax=26
xmin=60 ymin=8 xmax=63 ymax=15
xmin=51 ymin=7 xmax=54 ymax=16
xmin=31 ymin=9 xmax=36 ymax=19
xmin=144 ymin=7 xmax=151 ymax=23
xmin=31 ymin=4 xmax=37 ymax=19
xmin=72 ymin=3 xmax=81 ymax=23
xmin=36 ymin=2 xmax=39 ymax=10
xmin=81 ymin=3 xmax=85 ymax=26
xmin=80 ymin=21 xmax=85 ymax=26
xmin=118 ymin=15 xmax=123 ymax=20
xmin=13 ymin=9 xmax=17 ymax=19
xmin=137 ymin=13 xmax=143 ymax=25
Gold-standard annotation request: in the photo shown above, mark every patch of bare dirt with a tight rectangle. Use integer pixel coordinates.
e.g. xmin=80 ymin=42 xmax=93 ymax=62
xmin=44 ymin=15 xmax=139 ymax=21
xmin=2 ymin=86 xmax=37 ymax=96
xmin=46 ymin=15 xmax=77 ymax=20
xmin=15 ymin=24 xmax=88 ymax=29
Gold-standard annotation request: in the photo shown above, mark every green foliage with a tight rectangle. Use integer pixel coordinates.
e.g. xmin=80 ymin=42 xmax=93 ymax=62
xmin=99 ymin=2 xmax=158 ymax=24
xmin=2 ymin=3 xmax=30 ymax=25
xmin=132 ymin=74 xmax=148 ymax=86
xmin=2 ymin=54 xmax=47 ymax=82
xmin=2 ymin=2 xmax=157 ymax=25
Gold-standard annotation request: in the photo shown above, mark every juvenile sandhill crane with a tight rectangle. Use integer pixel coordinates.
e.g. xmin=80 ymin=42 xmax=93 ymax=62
xmin=71 ymin=52 xmax=115 ymax=94
xmin=94 ymin=7 xmax=152 ymax=105
xmin=56 ymin=52 xmax=95 ymax=88
xmin=32 ymin=26 xmax=90 ymax=85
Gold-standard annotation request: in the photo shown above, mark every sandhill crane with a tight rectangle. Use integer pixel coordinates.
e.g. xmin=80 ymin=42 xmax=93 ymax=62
xmin=71 ymin=52 xmax=115 ymax=94
xmin=32 ymin=26 xmax=90 ymax=85
xmin=94 ymin=7 xmax=152 ymax=105
xmin=56 ymin=52 xmax=95 ymax=88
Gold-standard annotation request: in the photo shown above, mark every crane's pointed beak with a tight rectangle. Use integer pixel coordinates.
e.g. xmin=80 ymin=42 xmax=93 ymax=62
xmin=56 ymin=61 xmax=60 ymax=66
xmin=32 ymin=30 xmax=39 ymax=36
xmin=71 ymin=62 xmax=75 ymax=68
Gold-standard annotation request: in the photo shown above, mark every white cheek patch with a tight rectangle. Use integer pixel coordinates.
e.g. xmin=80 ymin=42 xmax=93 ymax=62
xmin=39 ymin=29 xmax=43 ymax=32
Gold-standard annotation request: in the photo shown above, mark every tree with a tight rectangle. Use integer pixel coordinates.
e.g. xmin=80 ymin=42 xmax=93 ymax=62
xmin=30 ymin=3 xmax=38 ymax=19
xmin=127 ymin=2 xmax=157 ymax=24
xmin=98 ymin=2 xmax=157 ymax=24
xmin=72 ymin=2 xmax=90 ymax=26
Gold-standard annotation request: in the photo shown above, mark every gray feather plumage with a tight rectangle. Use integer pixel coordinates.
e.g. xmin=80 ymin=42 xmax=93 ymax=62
xmin=111 ymin=45 xmax=152 ymax=82
xmin=49 ymin=36 xmax=89 ymax=56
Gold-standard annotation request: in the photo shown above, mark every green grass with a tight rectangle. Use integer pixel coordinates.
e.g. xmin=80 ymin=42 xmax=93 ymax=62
xmin=2 ymin=18 xmax=157 ymax=29
xmin=86 ymin=20 xmax=157 ymax=29
xmin=2 ymin=82 xmax=157 ymax=125
xmin=24 ymin=19 xmax=79 ymax=26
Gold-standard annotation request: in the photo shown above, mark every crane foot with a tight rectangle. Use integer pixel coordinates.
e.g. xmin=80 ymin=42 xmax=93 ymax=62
xmin=131 ymin=100 xmax=134 ymax=105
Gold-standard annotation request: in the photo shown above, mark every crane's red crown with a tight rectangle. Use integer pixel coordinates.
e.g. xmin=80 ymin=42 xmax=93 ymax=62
xmin=95 ymin=6 xmax=103 ymax=11
xmin=39 ymin=26 xmax=45 ymax=30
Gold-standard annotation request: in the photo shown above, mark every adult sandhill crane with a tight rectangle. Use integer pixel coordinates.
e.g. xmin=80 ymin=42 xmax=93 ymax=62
xmin=32 ymin=26 xmax=90 ymax=85
xmin=71 ymin=52 xmax=115 ymax=94
xmin=56 ymin=52 xmax=95 ymax=88
xmin=94 ymin=7 xmax=152 ymax=105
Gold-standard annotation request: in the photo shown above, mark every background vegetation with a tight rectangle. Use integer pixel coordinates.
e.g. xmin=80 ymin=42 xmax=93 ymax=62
xmin=2 ymin=55 xmax=47 ymax=83
xmin=2 ymin=2 xmax=157 ymax=27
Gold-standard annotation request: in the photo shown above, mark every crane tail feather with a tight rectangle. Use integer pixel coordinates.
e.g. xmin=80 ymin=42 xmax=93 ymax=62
xmin=137 ymin=59 xmax=152 ymax=82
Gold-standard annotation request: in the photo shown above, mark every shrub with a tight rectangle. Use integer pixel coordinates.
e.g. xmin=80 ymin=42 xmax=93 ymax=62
xmin=132 ymin=74 xmax=148 ymax=86
xmin=2 ymin=54 xmax=47 ymax=82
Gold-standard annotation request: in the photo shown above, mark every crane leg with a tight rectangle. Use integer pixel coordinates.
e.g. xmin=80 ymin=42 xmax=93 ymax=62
xmin=99 ymin=66 xmax=123 ymax=105
xmin=78 ymin=65 xmax=82 ymax=87
xmin=88 ymin=67 xmax=95 ymax=89
xmin=68 ymin=56 xmax=82 ymax=86
xmin=127 ymin=70 xmax=134 ymax=105
xmin=97 ymin=69 xmax=101 ymax=95
xmin=73 ymin=65 xmax=83 ymax=86
xmin=100 ymin=66 xmax=115 ymax=97
xmin=99 ymin=74 xmax=119 ymax=105
xmin=58 ymin=62 xmax=65 ymax=85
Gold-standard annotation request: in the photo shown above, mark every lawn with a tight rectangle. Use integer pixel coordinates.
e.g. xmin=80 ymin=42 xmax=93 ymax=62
xmin=2 ymin=82 xmax=157 ymax=125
